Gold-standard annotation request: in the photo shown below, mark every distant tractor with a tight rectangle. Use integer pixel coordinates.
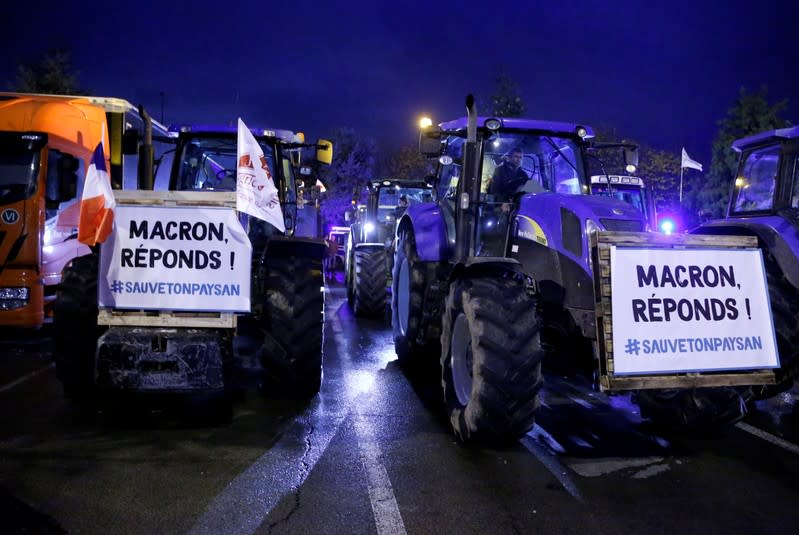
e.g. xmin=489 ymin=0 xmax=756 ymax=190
xmin=692 ymin=126 xmax=799 ymax=397
xmin=345 ymin=178 xmax=433 ymax=317
xmin=590 ymin=174 xmax=658 ymax=232
xmin=390 ymin=95 xmax=775 ymax=445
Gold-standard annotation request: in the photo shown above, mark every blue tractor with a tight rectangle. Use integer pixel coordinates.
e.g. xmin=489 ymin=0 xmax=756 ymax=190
xmin=692 ymin=126 xmax=799 ymax=397
xmin=345 ymin=178 xmax=433 ymax=317
xmin=391 ymin=96 xmax=750 ymax=444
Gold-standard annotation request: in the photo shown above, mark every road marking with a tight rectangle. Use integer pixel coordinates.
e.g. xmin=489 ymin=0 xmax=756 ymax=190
xmin=736 ymin=421 xmax=799 ymax=455
xmin=187 ymin=410 xmax=344 ymax=535
xmin=355 ymin=416 xmax=407 ymax=535
xmin=521 ymin=427 xmax=583 ymax=502
xmin=0 ymin=363 xmax=54 ymax=394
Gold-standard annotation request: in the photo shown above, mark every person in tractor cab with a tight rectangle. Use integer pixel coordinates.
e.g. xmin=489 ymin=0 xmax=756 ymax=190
xmin=394 ymin=194 xmax=409 ymax=219
xmin=489 ymin=147 xmax=528 ymax=199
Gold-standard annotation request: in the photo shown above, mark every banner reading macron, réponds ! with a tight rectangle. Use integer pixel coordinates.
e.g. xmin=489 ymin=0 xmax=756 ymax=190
xmin=610 ymin=246 xmax=779 ymax=375
xmin=99 ymin=205 xmax=252 ymax=312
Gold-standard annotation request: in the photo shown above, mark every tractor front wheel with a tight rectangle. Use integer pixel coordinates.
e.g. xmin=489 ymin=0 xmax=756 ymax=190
xmin=440 ymin=275 xmax=543 ymax=445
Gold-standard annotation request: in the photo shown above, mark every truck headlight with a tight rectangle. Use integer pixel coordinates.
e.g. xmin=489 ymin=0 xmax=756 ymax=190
xmin=0 ymin=287 xmax=29 ymax=300
xmin=364 ymin=222 xmax=376 ymax=235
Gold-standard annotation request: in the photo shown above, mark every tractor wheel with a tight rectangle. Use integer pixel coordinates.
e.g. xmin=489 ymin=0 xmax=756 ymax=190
xmin=753 ymin=247 xmax=799 ymax=398
xmin=392 ymin=229 xmax=438 ymax=369
xmin=346 ymin=252 xmax=355 ymax=307
xmin=440 ymin=275 xmax=543 ymax=445
xmin=53 ymin=253 xmax=104 ymax=401
xmin=259 ymin=255 xmax=324 ymax=398
xmin=352 ymin=248 xmax=387 ymax=317
xmin=633 ymin=387 xmax=748 ymax=435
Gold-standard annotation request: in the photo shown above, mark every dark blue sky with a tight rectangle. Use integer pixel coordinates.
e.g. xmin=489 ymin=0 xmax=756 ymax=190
xmin=2 ymin=1 xmax=796 ymax=167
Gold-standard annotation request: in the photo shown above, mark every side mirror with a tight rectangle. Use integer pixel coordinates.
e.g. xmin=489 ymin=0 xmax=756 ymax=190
xmin=122 ymin=129 xmax=140 ymax=155
xmin=316 ymin=139 xmax=333 ymax=165
xmin=419 ymin=126 xmax=442 ymax=157
xmin=623 ymin=146 xmax=639 ymax=173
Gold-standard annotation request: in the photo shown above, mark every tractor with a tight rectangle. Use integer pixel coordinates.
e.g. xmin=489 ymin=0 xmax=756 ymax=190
xmin=345 ymin=178 xmax=433 ymax=317
xmin=391 ymin=95 xmax=768 ymax=444
xmin=692 ymin=125 xmax=799 ymax=398
xmin=53 ymin=119 xmax=333 ymax=414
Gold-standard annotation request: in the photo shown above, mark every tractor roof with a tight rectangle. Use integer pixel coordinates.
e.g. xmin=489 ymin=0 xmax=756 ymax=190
xmin=168 ymin=123 xmax=302 ymax=143
xmin=438 ymin=116 xmax=594 ymax=139
xmin=731 ymin=125 xmax=799 ymax=152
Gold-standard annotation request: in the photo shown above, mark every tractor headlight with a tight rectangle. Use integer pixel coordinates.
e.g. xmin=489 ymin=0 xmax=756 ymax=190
xmin=364 ymin=222 xmax=376 ymax=235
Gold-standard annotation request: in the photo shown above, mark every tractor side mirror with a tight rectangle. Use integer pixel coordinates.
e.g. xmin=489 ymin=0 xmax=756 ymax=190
xmin=316 ymin=139 xmax=333 ymax=165
xmin=624 ymin=146 xmax=639 ymax=173
xmin=419 ymin=126 xmax=442 ymax=157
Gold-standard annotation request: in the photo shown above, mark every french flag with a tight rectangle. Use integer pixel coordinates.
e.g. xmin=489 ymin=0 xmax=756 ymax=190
xmin=78 ymin=142 xmax=116 ymax=246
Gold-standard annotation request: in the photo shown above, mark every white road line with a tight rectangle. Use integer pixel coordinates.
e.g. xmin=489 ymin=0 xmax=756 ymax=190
xmin=355 ymin=417 xmax=407 ymax=535
xmin=521 ymin=428 xmax=583 ymax=502
xmin=736 ymin=421 xmax=799 ymax=455
xmin=0 ymin=363 xmax=54 ymax=394
xmin=187 ymin=412 xmax=345 ymax=535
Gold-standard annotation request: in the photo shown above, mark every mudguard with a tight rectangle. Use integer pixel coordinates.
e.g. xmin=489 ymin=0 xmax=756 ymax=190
xmin=396 ymin=203 xmax=450 ymax=262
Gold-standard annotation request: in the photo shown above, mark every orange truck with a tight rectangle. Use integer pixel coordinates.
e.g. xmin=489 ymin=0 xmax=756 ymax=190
xmin=0 ymin=92 xmax=168 ymax=328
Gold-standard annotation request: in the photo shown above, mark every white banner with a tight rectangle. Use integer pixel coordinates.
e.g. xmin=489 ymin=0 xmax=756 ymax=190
xmin=99 ymin=205 xmax=252 ymax=312
xmin=610 ymin=246 xmax=779 ymax=375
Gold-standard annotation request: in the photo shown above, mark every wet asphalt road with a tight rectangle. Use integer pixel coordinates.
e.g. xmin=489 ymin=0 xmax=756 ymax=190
xmin=1 ymin=274 xmax=799 ymax=534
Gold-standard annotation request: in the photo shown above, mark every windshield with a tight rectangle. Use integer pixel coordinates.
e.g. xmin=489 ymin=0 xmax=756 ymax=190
xmin=174 ymin=136 xmax=278 ymax=193
xmin=377 ymin=186 xmax=433 ymax=223
xmin=591 ymin=183 xmax=646 ymax=213
xmin=436 ymin=132 xmax=587 ymax=200
xmin=0 ymin=135 xmax=42 ymax=204
xmin=730 ymin=144 xmax=780 ymax=213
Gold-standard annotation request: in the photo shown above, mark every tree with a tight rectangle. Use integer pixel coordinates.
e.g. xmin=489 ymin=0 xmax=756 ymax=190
xmin=376 ymin=144 xmax=432 ymax=180
xmin=489 ymin=71 xmax=525 ymax=118
xmin=317 ymin=127 xmax=377 ymax=228
xmin=13 ymin=48 xmax=87 ymax=95
xmin=687 ymin=87 xmax=790 ymax=219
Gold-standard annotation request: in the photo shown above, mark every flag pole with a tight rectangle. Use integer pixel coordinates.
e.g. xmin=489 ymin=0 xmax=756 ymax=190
xmin=679 ymin=165 xmax=684 ymax=206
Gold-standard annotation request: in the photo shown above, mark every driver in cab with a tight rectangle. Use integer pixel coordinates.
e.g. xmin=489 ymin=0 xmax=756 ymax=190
xmin=488 ymin=147 xmax=528 ymax=200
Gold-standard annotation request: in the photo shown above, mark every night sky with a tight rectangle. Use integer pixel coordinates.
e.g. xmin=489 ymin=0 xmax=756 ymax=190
xmin=2 ymin=1 xmax=796 ymax=167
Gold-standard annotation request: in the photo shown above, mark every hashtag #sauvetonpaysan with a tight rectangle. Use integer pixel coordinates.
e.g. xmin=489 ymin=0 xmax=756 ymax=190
xmin=624 ymin=338 xmax=641 ymax=355
xmin=109 ymin=280 xmax=125 ymax=293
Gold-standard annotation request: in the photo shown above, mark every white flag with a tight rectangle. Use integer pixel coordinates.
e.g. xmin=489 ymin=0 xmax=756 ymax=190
xmin=681 ymin=147 xmax=703 ymax=171
xmin=236 ymin=118 xmax=285 ymax=232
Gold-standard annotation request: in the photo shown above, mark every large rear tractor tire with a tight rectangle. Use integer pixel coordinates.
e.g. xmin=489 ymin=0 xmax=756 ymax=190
xmin=633 ymin=387 xmax=748 ymax=435
xmin=440 ymin=275 xmax=543 ymax=445
xmin=53 ymin=253 xmax=104 ymax=401
xmin=259 ymin=255 xmax=324 ymax=398
xmin=352 ymin=248 xmax=387 ymax=318
xmin=391 ymin=229 xmax=439 ymax=369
